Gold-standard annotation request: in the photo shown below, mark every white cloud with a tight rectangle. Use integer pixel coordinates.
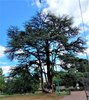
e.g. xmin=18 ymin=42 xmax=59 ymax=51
xmin=35 ymin=0 xmax=89 ymax=26
xmin=1 ymin=66 xmax=11 ymax=75
xmin=0 ymin=45 xmax=6 ymax=58
xmin=77 ymin=48 xmax=89 ymax=58
xmin=28 ymin=0 xmax=42 ymax=8
xmin=85 ymin=48 xmax=89 ymax=54
xmin=36 ymin=0 xmax=41 ymax=7
xmin=15 ymin=49 xmax=24 ymax=54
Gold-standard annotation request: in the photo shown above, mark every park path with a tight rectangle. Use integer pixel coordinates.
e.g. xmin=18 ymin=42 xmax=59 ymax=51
xmin=61 ymin=91 xmax=87 ymax=100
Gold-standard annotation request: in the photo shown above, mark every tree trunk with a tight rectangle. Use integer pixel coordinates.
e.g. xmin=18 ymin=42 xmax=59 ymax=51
xmin=40 ymin=66 xmax=44 ymax=90
xmin=37 ymin=50 xmax=44 ymax=91
xmin=45 ymin=40 xmax=52 ymax=89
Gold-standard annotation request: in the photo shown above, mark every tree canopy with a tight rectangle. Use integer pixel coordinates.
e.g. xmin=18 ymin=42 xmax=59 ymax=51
xmin=5 ymin=13 xmax=86 ymax=91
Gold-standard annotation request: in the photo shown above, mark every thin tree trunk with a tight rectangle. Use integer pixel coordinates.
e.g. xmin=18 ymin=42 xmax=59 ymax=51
xmin=40 ymin=66 xmax=43 ymax=90
xmin=37 ymin=50 xmax=44 ymax=91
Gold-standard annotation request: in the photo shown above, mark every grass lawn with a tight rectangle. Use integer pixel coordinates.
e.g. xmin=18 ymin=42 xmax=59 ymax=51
xmin=0 ymin=93 xmax=64 ymax=100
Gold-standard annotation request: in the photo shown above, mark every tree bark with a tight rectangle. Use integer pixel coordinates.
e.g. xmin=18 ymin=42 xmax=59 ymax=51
xmin=45 ymin=40 xmax=52 ymax=89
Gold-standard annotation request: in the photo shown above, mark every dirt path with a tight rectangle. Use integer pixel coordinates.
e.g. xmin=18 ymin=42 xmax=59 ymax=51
xmin=61 ymin=91 xmax=87 ymax=100
xmin=0 ymin=91 xmax=86 ymax=100
xmin=0 ymin=93 xmax=63 ymax=100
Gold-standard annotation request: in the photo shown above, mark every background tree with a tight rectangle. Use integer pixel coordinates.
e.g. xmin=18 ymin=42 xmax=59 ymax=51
xmin=53 ymin=68 xmax=84 ymax=89
xmin=0 ymin=68 xmax=5 ymax=93
xmin=4 ymin=65 xmax=39 ymax=94
xmin=5 ymin=13 xmax=86 ymax=91
xmin=59 ymin=54 xmax=89 ymax=72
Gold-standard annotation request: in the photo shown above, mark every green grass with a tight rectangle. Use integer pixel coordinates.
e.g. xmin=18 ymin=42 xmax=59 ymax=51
xmin=56 ymin=91 xmax=70 ymax=96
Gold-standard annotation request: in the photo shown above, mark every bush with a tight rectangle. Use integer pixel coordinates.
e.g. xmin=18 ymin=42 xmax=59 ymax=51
xmin=4 ymin=73 xmax=40 ymax=94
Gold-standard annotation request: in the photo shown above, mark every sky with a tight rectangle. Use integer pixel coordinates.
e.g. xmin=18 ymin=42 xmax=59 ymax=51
xmin=0 ymin=0 xmax=89 ymax=75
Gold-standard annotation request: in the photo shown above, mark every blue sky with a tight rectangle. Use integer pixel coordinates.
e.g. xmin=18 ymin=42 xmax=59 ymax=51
xmin=0 ymin=0 xmax=39 ymax=46
xmin=0 ymin=0 xmax=40 ymax=74
xmin=0 ymin=0 xmax=89 ymax=75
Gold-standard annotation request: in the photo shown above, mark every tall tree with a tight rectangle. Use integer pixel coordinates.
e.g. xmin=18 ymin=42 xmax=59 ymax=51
xmin=5 ymin=13 xmax=85 ymax=91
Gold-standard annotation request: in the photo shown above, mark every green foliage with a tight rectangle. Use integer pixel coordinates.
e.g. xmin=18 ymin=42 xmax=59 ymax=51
xmin=75 ymin=58 xmax=89 ymax=72
xmin=0 ymin=68 xmax=5 ymax=92
xmin=4 ymin=70 xmax=40 ymax=94
xmin=53 ymin=71 xmax=65 ymax=86
xmin=53 ymin=69 xmax=84 ymax=88
xmin=5 ymin=12 xmax=86 ymax=90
